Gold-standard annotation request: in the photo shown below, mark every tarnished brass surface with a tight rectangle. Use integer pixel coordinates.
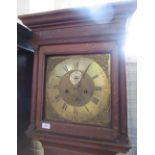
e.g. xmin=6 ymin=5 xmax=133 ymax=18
xmin=45 ymin=54 xmax=111 ymax=126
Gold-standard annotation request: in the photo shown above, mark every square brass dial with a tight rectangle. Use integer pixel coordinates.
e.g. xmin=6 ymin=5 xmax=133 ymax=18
xmin=44 ymin=54 xmax=111 ymax=127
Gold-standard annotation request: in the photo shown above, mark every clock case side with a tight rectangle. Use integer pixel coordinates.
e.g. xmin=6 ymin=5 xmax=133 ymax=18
xmin=20 ymin=1 xmax=136 ymax=154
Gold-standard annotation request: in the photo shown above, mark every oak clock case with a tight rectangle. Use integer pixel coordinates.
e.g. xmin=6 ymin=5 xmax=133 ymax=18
xmin=19 ymin=2 xmax=136 ymax=155
xmin=35 ymin=42 xmax=119 ymax=142
xmin=45 ymin=54 xmax=111 ymax=126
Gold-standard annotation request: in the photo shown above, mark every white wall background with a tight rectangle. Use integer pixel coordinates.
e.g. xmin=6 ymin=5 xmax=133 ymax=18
xmin=17 ymin=0 xmax=29 ymax=15
xmin=126 ymin=62 xmax=137 ymax=155
xmin=17 ymin=0 xmax=134 ymax=15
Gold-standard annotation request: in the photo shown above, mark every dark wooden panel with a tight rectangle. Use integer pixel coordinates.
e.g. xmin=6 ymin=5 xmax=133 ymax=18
xmin=17 ymin=50 xmax=34 ymax=155
xmin=17 ymin=23 xmax=34 ymax=52
xmin=44 ymin=146 xmax=115 ymax=155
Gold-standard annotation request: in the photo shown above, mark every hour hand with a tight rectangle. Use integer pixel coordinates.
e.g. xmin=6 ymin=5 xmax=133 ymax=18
xmin=82 ymin=63 xmax=92 ymax=77
xmin=75 ymin=63 xmax=92 ymax=88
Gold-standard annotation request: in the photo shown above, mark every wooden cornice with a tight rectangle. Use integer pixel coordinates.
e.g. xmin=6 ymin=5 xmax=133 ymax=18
xmin=19 ymin=1 xmax=136 ymax=30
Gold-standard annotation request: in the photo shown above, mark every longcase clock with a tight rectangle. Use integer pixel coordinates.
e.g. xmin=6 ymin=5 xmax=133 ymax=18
xmin=19 ymin=2 xmax=136 ymax=155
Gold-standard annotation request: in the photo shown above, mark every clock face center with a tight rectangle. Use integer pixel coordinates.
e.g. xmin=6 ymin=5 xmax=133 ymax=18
xmin=59 ymin=70 xmax=95 ymax=107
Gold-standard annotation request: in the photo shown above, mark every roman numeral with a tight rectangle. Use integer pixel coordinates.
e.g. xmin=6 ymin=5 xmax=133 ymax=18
xmin=73 ymin=61 xmax=79 ymax=70
xmin=91 ymin=97 xmax=99 ymax=104
xmin=56 ymin=75 xmax=62 ymax=78
xmin=54 ymin=95 xmax=60 ymax=102
xmin=92 ymin=75 xmax=98 ymax=79
xmin=63 ymin=65 xmax=69 ymax=72
xmin=73 ymin=108 xmax=78 ymax=116
xmin=62 ymin=103 xmax=67 ymax=111
xmin=72 ymin=108 xmax=78 ymax=121
xmin=95 ymin=86 xmax=102 ymax=91
xmin=85 ymin=106 xmax=89 ymax=112
xmin=53 ymin=85 xmax=59 ymax=89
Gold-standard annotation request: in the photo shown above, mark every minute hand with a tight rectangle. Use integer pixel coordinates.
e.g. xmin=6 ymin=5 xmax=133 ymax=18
xmin=82 ymin=63 xmax=92 ymax=78
xmin=76 ymin=63 xmax=92 ymax=88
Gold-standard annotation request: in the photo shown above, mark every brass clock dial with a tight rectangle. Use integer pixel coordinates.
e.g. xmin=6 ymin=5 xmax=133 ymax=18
xmin=45 ymin=54 xmax=111 ymax=126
